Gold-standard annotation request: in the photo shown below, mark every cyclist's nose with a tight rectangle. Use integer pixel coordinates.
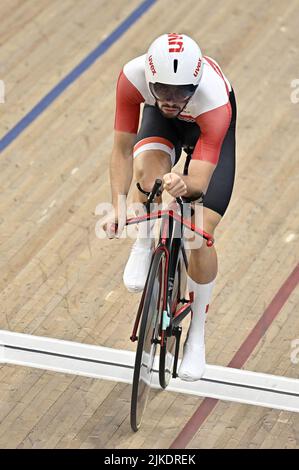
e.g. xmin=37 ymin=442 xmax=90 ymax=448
xmin=164 ymin=99 xmax=176 ymax=106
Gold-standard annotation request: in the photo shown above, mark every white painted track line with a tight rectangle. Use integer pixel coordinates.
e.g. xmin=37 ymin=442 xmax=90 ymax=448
xmin=1 ymin=330 xmax=299 ymax=413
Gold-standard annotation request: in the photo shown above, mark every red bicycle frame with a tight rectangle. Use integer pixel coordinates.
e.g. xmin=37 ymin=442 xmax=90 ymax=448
xmin=128 ymin=202 xmax=214 ymax=344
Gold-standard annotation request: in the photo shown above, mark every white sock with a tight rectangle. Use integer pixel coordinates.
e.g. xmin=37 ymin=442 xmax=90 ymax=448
xmin=178 ymin=274 xmax=215 ymax=381
xmin=187 ymin=275 xmax=215 ymax=344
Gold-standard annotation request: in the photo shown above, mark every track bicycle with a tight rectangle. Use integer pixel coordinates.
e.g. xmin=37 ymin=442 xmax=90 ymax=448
xmin=122 ymin=150 xmax=214 ymax=432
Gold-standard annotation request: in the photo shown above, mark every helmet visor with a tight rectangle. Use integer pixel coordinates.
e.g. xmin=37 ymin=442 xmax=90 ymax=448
xmin=149 ymin=82 xmax=197 ymax=102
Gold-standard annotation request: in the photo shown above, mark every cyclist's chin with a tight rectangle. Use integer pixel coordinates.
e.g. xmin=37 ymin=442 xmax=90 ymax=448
xmin=158 ymin=103 xmax=182 ymax=118
xmin=160 ymin=108 xmax=181 ymax=118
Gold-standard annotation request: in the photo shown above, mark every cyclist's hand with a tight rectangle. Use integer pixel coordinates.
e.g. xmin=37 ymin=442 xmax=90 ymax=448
xmin=103 ymin=218 xmax=118 ymax=239
xmin=163 ymin=173 xmax=188 ymax=198
xmin=102 ymin=205 xmax=126 ymax=239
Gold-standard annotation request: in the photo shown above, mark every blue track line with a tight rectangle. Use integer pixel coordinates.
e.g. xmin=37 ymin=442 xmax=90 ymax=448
xmin=0 ymin=0 xmax=156 ymax=153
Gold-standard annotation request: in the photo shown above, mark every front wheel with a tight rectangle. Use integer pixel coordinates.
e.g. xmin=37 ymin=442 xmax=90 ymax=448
xmin=130 ymin=249 xmax=167 ymax=432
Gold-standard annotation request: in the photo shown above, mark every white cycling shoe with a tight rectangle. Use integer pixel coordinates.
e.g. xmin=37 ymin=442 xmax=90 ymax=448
xmin=178 ymin=338 xmax=206 ymax=381
xmin=123 ymin=238 xmax=154 ymax=293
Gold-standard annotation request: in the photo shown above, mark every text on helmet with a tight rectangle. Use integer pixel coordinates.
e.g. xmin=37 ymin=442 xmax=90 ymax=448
xmin=148 ymin=55 xmax=157 ymax=75
xmin=168 ymin=33 xmax=184 ymax=53
xmin=193 ymin=58 xmax=202 ymax=77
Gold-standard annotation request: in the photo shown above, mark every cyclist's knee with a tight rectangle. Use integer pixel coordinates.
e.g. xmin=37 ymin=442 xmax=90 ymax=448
xmin=189 ymin=207 xmax=221 ymax=254
xmin=204 ymin=213 xmax=221 ymax=237
xmin=134 ymin=171 xmax=153 ymax=192
xmin=193 ymin=206 xmax=221 ymax=237
xmin=134 ymin=151 xmax=171 ymax=192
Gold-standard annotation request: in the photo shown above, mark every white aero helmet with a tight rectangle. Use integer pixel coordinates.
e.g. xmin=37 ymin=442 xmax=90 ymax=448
xmin=145 ymin=33 xmax=203 ymax=102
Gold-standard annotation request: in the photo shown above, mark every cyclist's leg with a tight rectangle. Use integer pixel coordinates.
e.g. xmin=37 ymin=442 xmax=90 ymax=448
xmin=124 ymin=104 xmax=182 ymax=292
xmin=179 ymin=90 xmax=237 ymax=380
xmin=131 ymin=149 xmax=171 ymax=207
xmin=178 ymin=209 xmax=220 ymax=381
xmin=188 ymin=208 xmax=221 ymax=283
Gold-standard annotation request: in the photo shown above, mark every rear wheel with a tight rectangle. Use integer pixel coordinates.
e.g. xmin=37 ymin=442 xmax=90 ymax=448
xmin=159 ymin=247 xmax=190 ymax=388
xmin=130 ymin=249 xmax=166 ymax=432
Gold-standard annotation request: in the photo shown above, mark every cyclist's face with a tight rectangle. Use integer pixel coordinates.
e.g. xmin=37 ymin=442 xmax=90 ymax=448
xmin=156 ymin=99 xmax=187 ymax=118
xmin=150 ymin=83 xmax=195 ymax=118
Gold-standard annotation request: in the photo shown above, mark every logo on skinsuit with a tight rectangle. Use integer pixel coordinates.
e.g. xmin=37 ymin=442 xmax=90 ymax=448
xmin=177 ymin=114 xmax=196 ymax=123
xmin=148 ymin=55 xmax=156 ymax=75
xmin=193 ymin=58 xmax=202 ymax=77
xmin=168 ymin=33 xmax=184 ymax=53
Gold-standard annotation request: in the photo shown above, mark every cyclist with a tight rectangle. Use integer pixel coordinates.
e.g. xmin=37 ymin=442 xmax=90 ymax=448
xmin=104 ymin=33 xmax=236 ymax=381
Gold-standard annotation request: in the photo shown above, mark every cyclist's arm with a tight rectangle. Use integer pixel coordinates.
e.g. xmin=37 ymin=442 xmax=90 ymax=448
xmin=175 ymin=103 xmax=231 ymax=198
xmin=178 ymin=160 xmax=216 ymax=199
xmin=110 ymin=131 xmax=135 ymax=206
xmin=111 ymin=70 xmax=144 ymax=205
xmin=104 ymin=69 xmax=143 ymax=237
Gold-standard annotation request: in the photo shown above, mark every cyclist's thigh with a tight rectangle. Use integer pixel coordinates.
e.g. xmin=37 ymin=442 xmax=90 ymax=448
xmin=134 ymin=105 xmax=182 ymax=173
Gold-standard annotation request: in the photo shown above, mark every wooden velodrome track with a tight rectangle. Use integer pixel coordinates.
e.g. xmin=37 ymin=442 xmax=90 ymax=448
xmin=0 ymin=0 xmax=299 ymax=449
